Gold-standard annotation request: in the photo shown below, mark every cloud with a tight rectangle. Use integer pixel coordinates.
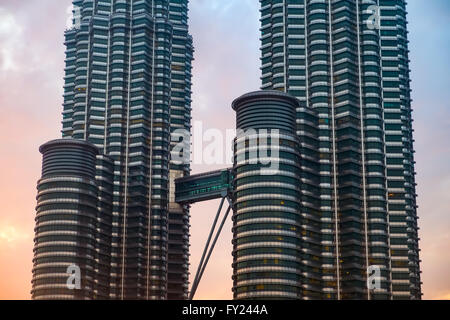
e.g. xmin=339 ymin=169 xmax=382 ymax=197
xmin=0 ymin=224 xmax=30 ymax=246
xmin=0 ymin=8 xmax=23 ymax=71
xmin=0 ymin=223 xmax=33 ymax=300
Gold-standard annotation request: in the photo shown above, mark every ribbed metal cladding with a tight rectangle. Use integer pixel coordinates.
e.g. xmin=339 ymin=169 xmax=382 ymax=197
xmin=32 ymin=139 xmax=99 ymax=300
xmin=233 ymin=91 xmax=297 ymax=133
xmin=232 ymin=91 xmax=303 ymax=299
xmin=40 ymin=139 xmax=98 ymax=178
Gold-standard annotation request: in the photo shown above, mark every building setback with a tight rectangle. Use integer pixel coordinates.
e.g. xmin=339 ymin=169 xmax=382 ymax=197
xmin=31 ymin=0 xmax=193 ymax=300
xmin=259 ymin=0 xmax=420 ymax=299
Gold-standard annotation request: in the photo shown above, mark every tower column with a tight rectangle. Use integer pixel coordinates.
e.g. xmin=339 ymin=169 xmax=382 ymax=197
xmin=232 ymin=91 xmax=302 ymax=299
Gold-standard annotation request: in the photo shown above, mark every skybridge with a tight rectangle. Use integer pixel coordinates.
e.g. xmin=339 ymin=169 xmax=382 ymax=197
xmin=175 ymin=168 xmax=233 ymax=204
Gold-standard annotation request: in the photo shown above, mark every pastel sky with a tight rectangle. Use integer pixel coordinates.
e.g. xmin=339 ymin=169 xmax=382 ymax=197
xmin=0 ymin=0 xmax=449 ymax=300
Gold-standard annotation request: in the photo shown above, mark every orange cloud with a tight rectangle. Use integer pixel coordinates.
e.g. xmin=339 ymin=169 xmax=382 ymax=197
xmin=437 ymin=293 xmax=450 ymax=300
xmin=0 ymin=225 xmax=31 ymax=246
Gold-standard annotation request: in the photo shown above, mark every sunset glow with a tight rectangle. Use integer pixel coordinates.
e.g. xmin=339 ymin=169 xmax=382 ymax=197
xmin=0 ymin=0 xmax=449 ymax=300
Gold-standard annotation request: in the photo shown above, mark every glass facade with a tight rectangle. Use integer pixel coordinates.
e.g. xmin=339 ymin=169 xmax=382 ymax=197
xmin=32 ymin=0 xmax=193 ymax=300
xmin=259 ymin=0 xmax=420 ymax=299
xmin=232 ymin=91 xmax=303 ymax=299
xmin=32 ymin=140 xmax=106 ymax=299
xmin=379 ymin=0 xmax=420 ymax=300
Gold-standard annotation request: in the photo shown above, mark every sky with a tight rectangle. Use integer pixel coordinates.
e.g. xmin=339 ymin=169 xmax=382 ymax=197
xmin=0 ymin=0 xmax=449 ymax=300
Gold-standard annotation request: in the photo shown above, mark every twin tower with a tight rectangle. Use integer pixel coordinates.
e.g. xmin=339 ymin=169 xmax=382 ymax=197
xmin=32 ymin=0 xmax=421 ymax=300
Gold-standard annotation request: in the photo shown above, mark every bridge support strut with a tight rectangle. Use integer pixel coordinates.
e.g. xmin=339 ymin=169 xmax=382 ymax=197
xmin=189 ymin=193 xmax=232 ymax=300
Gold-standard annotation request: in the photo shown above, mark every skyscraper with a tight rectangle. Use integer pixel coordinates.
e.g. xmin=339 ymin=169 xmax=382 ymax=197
xmin=32 ymin=0 xmax=193 ymax=300
xmin=232 ymin=91 xmax=303 ymax=299
xmin=259 ymin=0 xmax=420 ymax=299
